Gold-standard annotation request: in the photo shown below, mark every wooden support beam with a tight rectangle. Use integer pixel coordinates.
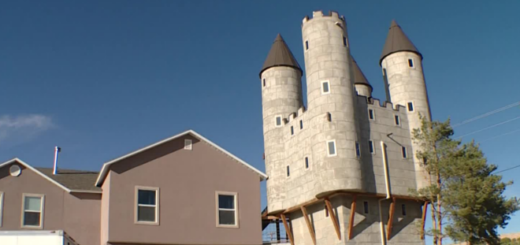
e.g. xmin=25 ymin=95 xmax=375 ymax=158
xmin=348 ymin=195 xmax=357 ymax=240
xmin=324 ymin=198 xmax=341 ymax=240
xmin=387 ymin=197 xmax=396 ymax=240
xmin=280 ymin=214 xmax=294 ymax=245
xmin=300 ymin=206 xmax=316 ymax=245
xmin=421 ymin=201 xmax=429 ymax=240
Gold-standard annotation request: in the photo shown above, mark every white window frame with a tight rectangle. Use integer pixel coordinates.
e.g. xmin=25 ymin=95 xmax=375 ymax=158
xmin=407 ymin=101 xmax=415 ymax=112
xmin=135 ymin=186 xmax=160 ymax=225
xmin=274 ymin=115 xmax=283 ymax=127
xmin=408 ymin=58 xmax=415 ymax=68
xmin=321 ymin=80 xmax=331 ymax=95
xmin=402 ymin=146 xmax=408 ymax=159
xmin=0 ymin=192 xmax=3 ymax=227
xmin=184 ymin=139 xmax=193 ymax=150
xmin=368 ymin=140 xmax=375 ymax=154
xmin=327 ymin=140 xmax=337 ymax=157
xmin=368 ymin=109 xmax=375 ymax=120
xmin=215 ymin=191 xmax=239 ymax=228
xmin=355 ymin=142 xmax=361 ymax=158
xmin=21 ymin=193 xmax=44 ymax=229
xmin=394 ymin=115 xmax=401 ymax=126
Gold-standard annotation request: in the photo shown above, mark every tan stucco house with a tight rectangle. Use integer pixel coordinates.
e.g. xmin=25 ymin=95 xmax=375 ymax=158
xmin=0 ymin=130 xmax=267 ymax=245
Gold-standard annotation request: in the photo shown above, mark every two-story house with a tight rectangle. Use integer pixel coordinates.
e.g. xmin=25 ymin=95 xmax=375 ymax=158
xmin=0 ymin=130 xmax=267 ymax=245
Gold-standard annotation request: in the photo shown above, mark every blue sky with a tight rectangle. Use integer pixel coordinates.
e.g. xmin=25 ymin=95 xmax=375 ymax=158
xmin=1 ymin=1 xmax=519 ymax=243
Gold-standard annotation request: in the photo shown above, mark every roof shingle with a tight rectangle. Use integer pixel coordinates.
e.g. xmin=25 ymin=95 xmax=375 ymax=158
xmin=35 ymin=167 xmax=101 ymax=192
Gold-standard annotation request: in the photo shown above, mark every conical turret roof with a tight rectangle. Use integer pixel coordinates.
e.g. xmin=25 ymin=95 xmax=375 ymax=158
xmin=380 ymin=20 xmax=422 ymax=65
xmin=351 ymin=56 xmax=372 ymax=90
xmin=260 ymin=34 xmax=302 ymax=77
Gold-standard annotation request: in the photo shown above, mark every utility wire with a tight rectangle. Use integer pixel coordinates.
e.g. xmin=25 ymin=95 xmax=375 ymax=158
xmin=495 ymin=164 xmax=520 ymax=174
xmin=452 ymin=101 xmax=520 ymax=128
xmin=480 ymin=128 xmax=520 ymax=142
xmin=457 ymin=116 xmax=520 ymax=139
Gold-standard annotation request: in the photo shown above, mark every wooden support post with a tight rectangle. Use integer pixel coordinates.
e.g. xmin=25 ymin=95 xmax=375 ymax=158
xmin=421 ymin=201 xmax=429 ymax=240
xmin=348 ymin=195 xmax=357 ymax=240
xmin=324 ymin=198 xmax=341 ymax=240
xmin=301 ymin=206 xmax=316 ymax=245
xmin=280 ymin=214 xmax=294 ymax=245
xmin=387 ymin=197 xmax=396 ymax=240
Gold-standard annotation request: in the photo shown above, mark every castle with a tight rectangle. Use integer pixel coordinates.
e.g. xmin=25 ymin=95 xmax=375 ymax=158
xmin=260 ymin=11 xmax=431 ymax=245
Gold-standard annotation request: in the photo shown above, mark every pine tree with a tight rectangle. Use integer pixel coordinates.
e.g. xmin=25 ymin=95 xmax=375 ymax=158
xmin=410 ymin=116 xmax=519 ymax=245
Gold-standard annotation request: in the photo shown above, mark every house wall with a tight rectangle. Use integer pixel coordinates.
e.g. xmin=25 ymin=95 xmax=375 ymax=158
xmin=0 ymin=161 xmax=101 ymax=245
xmin=105 ymin=134 xmax=262 ymax=245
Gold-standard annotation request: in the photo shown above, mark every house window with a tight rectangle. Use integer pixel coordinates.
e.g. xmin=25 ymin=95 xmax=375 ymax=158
xmin=402 ymin=204 xmax=406 ymax=216
xmin=408 ymin=58 xmax=414 ymax=68
xmin=305 ymin=40 xmax=309 ymax=50
xmin=363 ymin=201 xmax=369 ymax=214
xmin=327 ymin=140 xmax=337 ymax=157
xmin=355 ymin=142 xmax=361 ymax=157
xmin=368 ymin=109 xmax=375 ymax=120
xmin=286 ymin=166 xmax=290 ymax=177
xmin=407 ymin=102 xmax=414 ymax=112
xmin=263 ymin=79 xmax=266 ymax=87
xmin=291 ymin=126 xmax=294 ymax=135
xmin=368 ymin=140 xmax=374 ymax=154
xmin=275 ymin=116 xmax=282 ymax=127
xmin=217 ymin=192 xmax=238 ymax=227
xmin=300 ymin=120 xmax=303 ymax=129
xmin=343 ymin=36 xmax=347 ymax=47
xmin=305 ymin=157 xmax=309 ymax=169
xmin=184 ymin=139 xmax=193 ymax=150
xmin=394 ymin=115 xmax=400 ymax=126
xmin=136 ymin=187 xmax=159 ymax=224
xmin=22 ymin=194 xmax=44 ymax=228
xmin=321 ymin=81 xmax=330 ymax=94
xmin=402 ymin=146 xmax=407 ymax=158
xmin=0 ymin=192 xmax=3 ymax=227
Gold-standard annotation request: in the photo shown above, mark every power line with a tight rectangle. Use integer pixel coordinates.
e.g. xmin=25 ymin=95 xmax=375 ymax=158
xmin=457 ymin=116 xmax=520 ymax=139
xmin=480 ymin=128 xmax=520 ymax=142
xmin=452 ymin=101 xmax=520 ymax=128
xmin=495 ymin=164 xmax=520 ymax=174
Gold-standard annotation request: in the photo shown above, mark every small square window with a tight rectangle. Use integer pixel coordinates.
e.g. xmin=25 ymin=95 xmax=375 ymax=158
xmin=305 ymin=41 xmax=309 ymax=50
xmin=300 ymin=120 xmax=303 ymax=129
xmin=275 ymin=116 xmax=282 ymax=127
xmin=305 ymin=157 xmax=309 ymax=169
xmin=217 ymin=192 xmax=238 ymax=227
xmin=408 ymin=59 xmax=414 ymax=68
xmin=368 ymin=109 xmax=375 ymax=120
xmin=22 ymin=194 xmax=44 ymax=228
xmin=286 ymin=166 xmax=290 ymax=177
xmin=263 ymin=79 xmax=266 ymax=87
xmin=321 ymin=81 xmax=330 ymax=94
xmin=136 ymin=187 xmax=159 ymax=224
xmin=368 ymin=141 xmax=374 ymax=154
xmin=327 ymin=140 xmax=336 ymax=157
xmin=290 ymin=126 xmax=294 ymax=135
xmin=394 ymin=115 xmax=400 ymax=126
xmin=402 ymin=204 xmax=406 ymax=216
xmin=355 ymin=142 xmax=361 ymax=157
xmin=407 ymin=102 xmax=414 ymax=112
xmin=343 ymin=36 xmax=347 ymax=47
xmin=363 ymin=201 xmax=369 ymax=214
xmin=402 ymin=146 xmax=407 ymax=158
xmin=184 ymin=139 xmax=192 ymax=150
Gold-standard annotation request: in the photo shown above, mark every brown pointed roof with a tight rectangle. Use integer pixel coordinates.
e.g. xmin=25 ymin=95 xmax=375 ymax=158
xmin=380 ymin=20 xmax=422 ymax=65
xmin=260 ymin=34 xmax=302 ymax=77
xmin=351 ymin=56 xmax=372 ymax=90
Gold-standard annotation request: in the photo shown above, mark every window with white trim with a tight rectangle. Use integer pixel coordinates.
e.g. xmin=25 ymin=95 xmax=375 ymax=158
xmin=394 ymin=115 xmax=400 ymax=126
xmin=408 ymin=58 xmax=414 ymax=68
xmin=321 ymin=81 xmax=330 ymax=94
xmin=327 ymin=140 xmax=337 ymax=157
xmin=275 ymin=116 xmax=282 ymax=127
xmin=363 ymin=201 xmax=369 ymax=214
xmin=22 ymin=194 xmax=44 ymax=228
xmin=402 ymin=146 xmax=407 ymax=158
xmin=136 ymin=187 xmax=159 ymax=224
xmin=0 ymin=192 xmax=3 ymax=227
xmin=407 ymin=102 xmax=414 ymax=112
xmin=184 ymin=139 xmax=192 ymax=150
xmin=368 ymin=109 xmax=375 ymax=120
xmin=217 ymin=192 xmax=237 ymax=227
xmin=368 ymin=140 xmax=375 ymax=154
xmin=355 ymin=142 xmax=361 ymax=157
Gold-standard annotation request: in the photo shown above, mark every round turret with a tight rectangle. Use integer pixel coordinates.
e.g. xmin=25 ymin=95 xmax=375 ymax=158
xmin=351 ymin=56 xmax=373 ymax=97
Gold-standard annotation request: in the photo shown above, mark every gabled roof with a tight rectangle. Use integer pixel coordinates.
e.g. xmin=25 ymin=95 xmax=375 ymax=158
xmin=380 ymin=20 xmax=422 ymax=65
xmin=351 ymin=55 xmax=372 ymax=90
xmin=0 ymin=158 xmax=101 ymax=193
xmin=259 ymin=34 xmax=302 ymax=77
xmin=95 ymin=130 xmax=268 ymax=186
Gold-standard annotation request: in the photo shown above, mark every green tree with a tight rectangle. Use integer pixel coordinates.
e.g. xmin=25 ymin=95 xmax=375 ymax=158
xmin=410 ymin=116 xmax=519 ymax=245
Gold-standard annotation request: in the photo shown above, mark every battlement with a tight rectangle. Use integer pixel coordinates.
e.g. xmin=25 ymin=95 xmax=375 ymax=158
xmin=287 ymin=106 xmax=306 ymax=123
xmin=302 ymin=10 xmax=345 ymax=24
xmin=357 ymin=95 xmax=406 ymax=112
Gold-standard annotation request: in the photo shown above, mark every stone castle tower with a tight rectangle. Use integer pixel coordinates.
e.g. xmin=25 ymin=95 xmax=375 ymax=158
xmin=260 ymin=11 xmax=431 ymax=245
